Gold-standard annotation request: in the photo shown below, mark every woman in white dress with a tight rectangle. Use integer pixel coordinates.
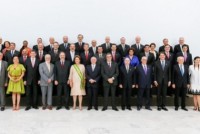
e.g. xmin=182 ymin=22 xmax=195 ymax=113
xmin=189 ymin=56 xmax=200 ymax=111
xmin=69 ymin=55 xmax=86 ymax=110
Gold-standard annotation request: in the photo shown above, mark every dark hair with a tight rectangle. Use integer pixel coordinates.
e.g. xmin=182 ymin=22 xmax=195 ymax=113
xmin=74 ymin=55 xmax=81 ymax=61
xmin=3 ymin=41 xmax=10 ymax=46
xmin=128 ymin=48 xmax=135 ymax=53
xmin=159 ymin=52 xmax=166 ymax=56
xmin=144 ymin=44 xmax=149 ymax=48
xmin=182 ymin=44 xmax=188 ymax=49
xmin=194 ymin=56 xmax=200 ymax=70
xmin=150 ymin=43 xmax=156 ymax=47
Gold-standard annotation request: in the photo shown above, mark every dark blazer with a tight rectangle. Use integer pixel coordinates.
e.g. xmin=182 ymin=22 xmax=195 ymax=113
xmin=101 ymin=43 xmax=113 ymax=54
xmin=159 ymin=45 xmax=173 ymax=53
xmin=117 ymin=44 xmax=130 ymax=58
xmin=89 ymin=46 xmax=98 ymax=56
xmin=131 ymin=44 xmax=144 ymax=57
xmin=172 ymin=64 xmax=190 ymax=88
xmin=139 ymin=52 xmax=155 ymax=66
xmin=45 ymin=45 xmax=54 ymax=53
xmin=54 ymin=60 xmax=70 ymax=84
xmin=32 ymin=45 xmax=38 ymax=52
xmin=119 ymin=65 xmax=135 ymax=89
xmin=154 ymin=60 xmax=171 ymax=85
xmin=59 ymin=43 xmax=71 ymax=52
xmin=101 ymin=61 xmax=119 ymax=86
xmin=19 ymin=56 xmax=28 ymax=67
xmin=86 ymin=64 xmax=101 ymax=87
xmin=0 ymin=44 xmax=5 ymax=52
xmin=165 ymin=52 xmax=174 ymax=65
xmin=135 ymin=64 xmax=153 ymax=88
xmin=65 ymin=50 xmax=79 ymax=65
xmin=5 ymin=50 xmax=20 ymax=65
xmin=111 ymin=52 xmax=121 ymax=66
xmin=174 ymin=44 xmax=190 ymax=54
xmin=176 ymin=52 xmax=192 ymax=66
xmin=94 ymin=53 xmax=106 ymax=66
xmin=49 ymin=49 xmax=60 ymax=64
xmin=74 ymin=42 xmax=85 ymax=53
xmin=36 ymin=50 xmax=47 ymax=63
xmin=80 ymin=52 xmax=92 ymax=66
xmin=24 ymin=58 xmax=40 ymax=85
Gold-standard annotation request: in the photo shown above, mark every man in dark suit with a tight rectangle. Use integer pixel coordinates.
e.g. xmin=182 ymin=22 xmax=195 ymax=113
xmin=174 ymin=37 xmax=190 ymax=55
xmin=74 ymin=34 xmax=85 ymax=53
xmin=54 ymin=52 xmax=70 ymax=110
xmin=5 ymin=42 xmax=20 ymax=65
xmin=24 ymin=50 xmax=40 ymax=110
xmin=0 ymin=37 xmax=5 ymax=52
xmin=65 ymin=43 xmax=79 ymax=65
xmin=45 ymin=37 xmax=55 ymax=53
xmin=119 ymin=57 xmax=135 ymax=110
xmin=101 ymin=53 xmax=119 ymax=111
xmin=94 ymin=46 xmax=106 ymax=66
xmin=32 ymin=37 xmax=43 ymax=52
xmin=19 ymin=49 xmax=28 ymax=67
xmin=159 ymin=38 xmax=173 ymax=53
xmin=164 ymin=45 xmax=174 ymax=64
xmin=59 ymin=36 xmax=71 ymax=52
xmin=135 ymin=56 xmax=153 ymax=111
xmin=131 ymin=36 xmax=144 ymax=57
xmin=86 ymin=57 xmax=101 ymax=110
xmin=117 ymin=37 xmax=130 ymax=58
xmin=111 ymin=44 xmax=121 ymax=66
xmin=36 ymin=43 xmax=47 ymax=63
xmin=101 ymin=36 xmax=113 ymax=54
xmin=175 ymin=45 xmax=192 ymax=67
xmin=89 ymin=40 xmax=98 ymax=56
xmin=139 ymin=44 xmax=154 ymax=66
xmin=80 ymin=43 xmax=92 ymax=66
xmin=49 ymin=42 xmax=60 ymax=64
xmin=172 ymin=56 xmax=190 ymax=111
xmin=154 ymin=52 xmax=171 ymax=111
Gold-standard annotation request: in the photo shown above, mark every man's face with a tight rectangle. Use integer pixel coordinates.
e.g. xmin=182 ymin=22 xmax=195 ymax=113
xmin=30 ymin=52 xmax=36 ymax=58
xmin=106 ymin=54 xmax=112 ymax=62
xmin=63 ymin=36 xmax=68 ymax=43
xmin=60 ymin=53 xmax=65 ymax=60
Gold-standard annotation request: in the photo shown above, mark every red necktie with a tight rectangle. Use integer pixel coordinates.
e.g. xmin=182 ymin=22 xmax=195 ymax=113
xmin=86 ymin=52 xmax=88 ymax=60
xmin=112 ymin=52 xmax=116 ymax=61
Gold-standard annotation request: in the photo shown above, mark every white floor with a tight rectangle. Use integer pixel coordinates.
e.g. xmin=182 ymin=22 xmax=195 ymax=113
xmin=0 ymin=106 xmax=200 ymax=134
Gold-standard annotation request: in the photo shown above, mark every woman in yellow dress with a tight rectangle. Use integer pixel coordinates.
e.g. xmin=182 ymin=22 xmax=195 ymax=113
xmin=7 ymin=56 xmax=26 ymax=111
xmin=69 ymin=55 xmax=86 ymax=110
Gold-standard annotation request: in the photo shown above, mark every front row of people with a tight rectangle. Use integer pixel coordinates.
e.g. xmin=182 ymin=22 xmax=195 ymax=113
xmin=0 ymin=51 xmax=199 ymax=112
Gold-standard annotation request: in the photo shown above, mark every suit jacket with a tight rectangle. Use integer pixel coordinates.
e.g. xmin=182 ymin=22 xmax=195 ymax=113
xmin=117 ymin=44 xmax=130 ymax=58
xmin=0 ymin=44 xmax=5 ymax=52
xmin=94 ymin=53 xmax=106 ymax=66
xmin=36 ymin=50 xmax=47 ymax=63
xmin=111 ymin=52 xmax=121 ymax=66
xmin=65 ymin=50 xmax=79 ymax=65
xmin=159 ymin=45 xmax=173 ymax=53
xmin=54 ymin=60 xmax=70 ymax=84
xmin=154 ymin=60 xmax=171 ymax=85
xmin=24 ymin=58 xmax=40 ymax=85
xmin=131 ymin=44 xmax=144 ymax=57
xmin=89 ymin=46 xmax=98 ymax=56
xmin=101 ymin=61 xmax=119 ymax=86
xmin=165 ymin=52 xmax=174 ymax=65
xmin=59 ymin=43 xmax=71 ymax=52
xmin=45 ymin=45 xmax=54 ymax=53
xmin=19 ymin=56 xmax=28 ymax=67
xmin=176 ymin=52 xmax=192 ymax=66
xmin=5 ymin=50 xmax=20 ymax=65
xmin=101 ymin=43 xmax=113 ymax=54
xmin=74 ymin=42 xmax=85 ymax=53
xmin=49 ymin=49 xmax=60 ymax=64
xmin=172 ymin=64 xmax=190 ymax=88
xmin=119 ymin=65 xmax=135 ymax=89
xmin=39 ymin=62 xmax=54 ymax=86
xmin=86 ymin=64 xmax=101 ymax=87
xmin=174 ymin=44 xmax=190 ymax=54
xmin=139 ymin=52 xmax=155 ymax=66
xmin=135 ymin=64 xmax=153 ymax=88
xmin=80 ymin=52 xmax=92 ymax=66
xmin=32 ymin=45 xmax=38 ymax=52
xmin=0 ymin=61 xmax=8 ymax=86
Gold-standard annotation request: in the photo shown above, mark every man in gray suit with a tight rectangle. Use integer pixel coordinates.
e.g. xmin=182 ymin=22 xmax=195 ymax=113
xmin=0 ymin=52 xmax=8 ymax=111
xmin=39 ymin=54 xmax=54 ymax=110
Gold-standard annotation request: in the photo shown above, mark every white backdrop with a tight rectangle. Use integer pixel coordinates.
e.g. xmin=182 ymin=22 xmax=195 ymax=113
xmin=0 ymin=0 xmax=200 ymax=56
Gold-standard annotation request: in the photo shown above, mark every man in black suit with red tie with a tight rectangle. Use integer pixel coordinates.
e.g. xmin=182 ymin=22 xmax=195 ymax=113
xmin=111 ymin=44 xmax=121 ymax=66
xmin=172 ymin=56 xmax=190 ymax=111
xmin=80 ymin=43 xmax=92 ymax=66
xmin=154 ymin=52 xmax=171 ymax=111
xmin=89 ymin=40 xmax=98 ymax=56
xmin=174 ymin=37 xmax=190 ymax=55
xmin=117 ymin=37 xmax=130 ymax=58
xmin=86 ymin=57 xmax=101 ymax=110
xmin=135 ymin=56 xmax=153 ymax=111
xmin=59 ymin=36 xmax=71 ymax=52
xmin=74 ymin=34 xmax=85 ymax=53
xmin=131 ymin=36 xmax=144 ymax=57
xmin=54 ymin=52 xmax=71 ymax=110
xmin=36 ymin=43 xmax=47 ymax=63
xmin=101 ymin=36 xmax=113 ymax=54
xmin=119 ymin=57 xmax=135 ymax=110
xmin=101 ymin=53 xmax=119 ymax=111
xmin=24 ymin=50 xmax=40 ymax=110
xmin=5 ymin=42 xmax=20 ymax=66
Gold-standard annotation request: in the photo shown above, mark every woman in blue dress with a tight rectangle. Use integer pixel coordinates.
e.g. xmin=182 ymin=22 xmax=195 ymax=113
xmin=126 ymin=48 xmax=139 ymax=67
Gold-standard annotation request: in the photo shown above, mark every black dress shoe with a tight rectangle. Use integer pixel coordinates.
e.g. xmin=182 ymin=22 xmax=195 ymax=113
xmin=137 ymin=107 xmax=141 ymax=111
xmin=94 ymin=107 xmax=98 ymax=111
xmin=87 ymin=107 xmax=92 ymax=110
xmin=181 ymin=108 xmax=188 ymax=111
xmin=157 ymin=107 xmax=161 ymax=111
xmin=32 ymin=106 xmax=39 ymax=109
xmin=145 ymin=107 xmax=152 ymax=111
xmin=175 ymin=107 xmax=178 ymax=111
xmin=112 ymin=107 xmax=119 ymax=111
xmin=162 ymin=107 xmax=168 ymax=111
xmin=56 ymin=106 xmax=62 ymax=110
xmin=65 ymin=106 xmax=70 ymax=110
xmin=42 ymin=106 xmax=46 ymax=110
xmin=127 ymin=107 xmax=132 ymax=111
xmin=121 ymin=107 xmax=125 ymax=110
xmin=25 ymin=106 xmax=31 ymax=111
xmin=1 ymin=107 xmax=5 ymax=111
xmin=102 ymin=107 xmax=107 ymax=111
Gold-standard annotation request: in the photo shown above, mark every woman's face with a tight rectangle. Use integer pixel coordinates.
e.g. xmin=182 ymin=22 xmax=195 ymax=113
xmin=75 ymin=57 xmax=80 ymax=64
xmin=129 ymin=50 xmax=134 ymax=56
xmin=5 ymin=42 xmax=10 ymax=48
xmin=194 ymin=58 xmax=200 ymax=64
xmin=13 ymin=57 xmax=19 ymax=64
xmin=150 ymin=45 xmax=155 ymax=50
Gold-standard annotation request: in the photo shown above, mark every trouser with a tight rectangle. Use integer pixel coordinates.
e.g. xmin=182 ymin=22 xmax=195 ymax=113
xmin=174 ymin=85 xmax=187 ymax=108
xmin=121 ymin=86 xmax=132 ymax=108
xmin=26 ymin=82 xmax=38 ymax=107
xmin=87 ymin=86 xmax=98 ymax=108
xmin=57 ymin=83 xmax=70 ymax=107
xmin=103 ymin=85 xmax=116 ymax=108
xmin=137 ymin=87 xmax=150 ymax=108
xmin=157 ymin=79 xmax=167 ymax=107
xmin=0 ymin=86 xmax=5 ymax=107
xmin=41 ymin=85 xmax=53 ymax=106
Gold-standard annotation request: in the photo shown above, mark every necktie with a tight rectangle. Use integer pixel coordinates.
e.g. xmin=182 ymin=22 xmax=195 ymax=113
xmin=108 ymin=62 xmax=111 ymax=68
xmin=61 ymin=61 xmax=64 ymax=68
xmin=126 ymin=66 xmax=129 ymax=73
xmin=112 ymin=52 xmax=115 ymax=61
xmin=137 ymin=44 xmax=140 ymax=50
xmin=180 ymin=65 xmax=184 ymax=76
xmin=79 ymin=42 xmax=82 ymax=47
xmin=64 ymin=43 xmax=67 ymax=49
xmin=11 ymin=50 xmax=13 ymax=56
xmin=144 ymin=65 xmax=147 ymax=75
xmin=92 ymin=65 xmax=95 ymax=71
xmin=85 ymin=52 xmax=88 ymax=60
xmin=166 ymin=52 xmax=169 ymax=59
xmin=31 ymin=59 xmax=35 ymax=68
xmin=99 ymin=54 xmax=102 ymax=58
xmin=161 ymin=61 xmax=165 ymax=70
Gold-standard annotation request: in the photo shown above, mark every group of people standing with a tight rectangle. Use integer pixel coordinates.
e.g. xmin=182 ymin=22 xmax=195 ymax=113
xmin=0 ymin=35 xmax=199 ymax=112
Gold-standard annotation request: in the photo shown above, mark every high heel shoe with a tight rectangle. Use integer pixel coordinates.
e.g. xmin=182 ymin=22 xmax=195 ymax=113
xmin=193 ymin=107 xmax=197 ymax=111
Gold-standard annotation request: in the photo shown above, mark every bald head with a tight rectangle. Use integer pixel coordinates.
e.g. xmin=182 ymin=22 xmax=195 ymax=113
xmin=135 ymin=36 xmax=141 ymax=44
xmin=105 ymin=36 xmax=110 ymax=43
